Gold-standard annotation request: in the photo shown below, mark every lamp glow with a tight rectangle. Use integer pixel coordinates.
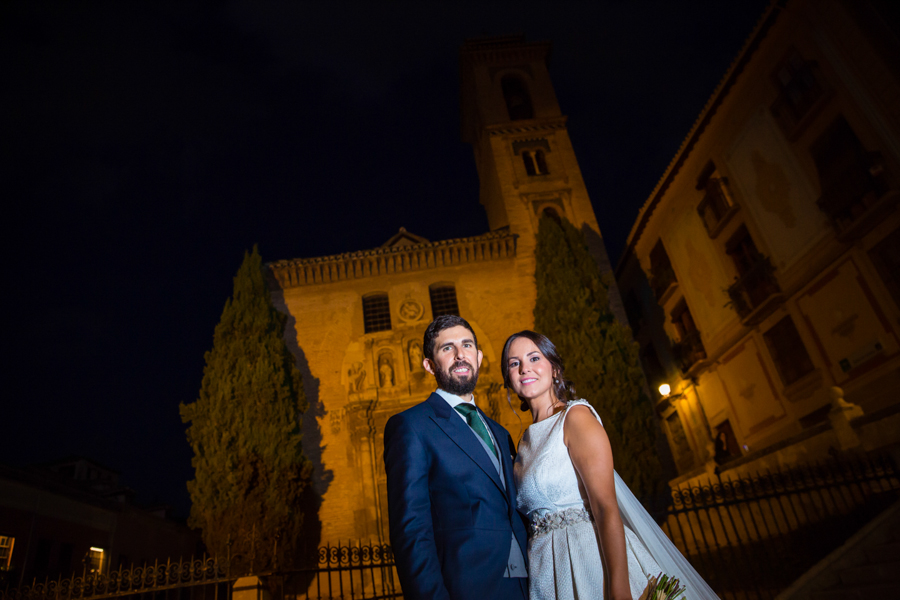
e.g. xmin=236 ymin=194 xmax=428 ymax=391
xmin=658 ymin=383 xmax=671 ymax=396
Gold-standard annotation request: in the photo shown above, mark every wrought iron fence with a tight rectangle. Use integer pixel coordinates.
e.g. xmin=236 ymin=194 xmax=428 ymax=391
xmin=656 ymin=452 xmax=900 ymax=600
xmin=6 ymin=454 xmax=898 ymax=600
xmin=0 ymin=557 xmax=232 ymax=600
xmin=269 ymin=542 xmax=400 ymax=600
xmin=1 ymin=543 xmax=400 ymax=600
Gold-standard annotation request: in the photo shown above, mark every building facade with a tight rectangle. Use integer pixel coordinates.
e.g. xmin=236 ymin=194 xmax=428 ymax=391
xmin=268 ymin=36 xmax=621 ymax=545
xmin=617 ymin=0 xmax=900 ymax=477
xmin=0 ymin=459 xmax=199 ymax=588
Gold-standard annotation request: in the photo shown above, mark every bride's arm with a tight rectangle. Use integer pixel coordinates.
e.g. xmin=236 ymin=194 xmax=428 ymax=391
xmin=564 ymin=405 xmax=632 ymax=600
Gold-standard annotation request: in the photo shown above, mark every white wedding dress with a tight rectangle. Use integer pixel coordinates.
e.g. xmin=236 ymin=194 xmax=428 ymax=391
xmin=514 ymin=400 xmax=720 ymax=600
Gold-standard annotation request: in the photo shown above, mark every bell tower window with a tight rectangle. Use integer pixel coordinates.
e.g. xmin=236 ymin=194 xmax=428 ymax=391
xmin=502 ymin=75 xmax=533 ymax=121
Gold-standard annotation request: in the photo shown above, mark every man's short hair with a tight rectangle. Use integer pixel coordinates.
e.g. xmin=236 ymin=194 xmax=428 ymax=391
xmin=423 ymin=315 xmax=478 ymax=361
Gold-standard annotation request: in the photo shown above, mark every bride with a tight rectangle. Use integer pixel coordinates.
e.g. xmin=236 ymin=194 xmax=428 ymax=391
xmin=503 ymin=330 xmax=719 ymax=600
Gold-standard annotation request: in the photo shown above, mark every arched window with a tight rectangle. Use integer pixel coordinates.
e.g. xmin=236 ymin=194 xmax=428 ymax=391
xmin=502 ymin=75 xmax=533 ymax=121
xmin=534 ymin=149 xmax=548 ymax=174
xmin=429 ymin=283 xmax=459 ymax=317
xmin=520 ymin=148 xmax=549 ymax=176
xmin=363 ymin=293 xmax=391 ymax=333
xmin=541 ymin=207 xmax=560 ymax=222
xmin=522 ymin=151 xmax=536 ymax=176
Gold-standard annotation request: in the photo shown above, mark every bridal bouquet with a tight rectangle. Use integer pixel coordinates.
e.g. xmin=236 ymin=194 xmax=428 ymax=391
xmin=644 ymin=573 xmax=686 ymax=600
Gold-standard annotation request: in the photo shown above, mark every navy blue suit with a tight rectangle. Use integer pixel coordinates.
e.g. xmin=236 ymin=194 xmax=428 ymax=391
xmin=384 ymin=393 xmax=529 ymax=600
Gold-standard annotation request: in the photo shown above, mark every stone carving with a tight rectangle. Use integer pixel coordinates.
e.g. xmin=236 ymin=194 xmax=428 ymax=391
xmin=378 ymin=353 xmax=395 ymax=388
xmin=348 ymin=362 xmax=366 ymax=393
xmin=408 ymin=340 xmax=423 ymax=371
xmin=398 ymin=299 xmax=424 ymax=322
xmin=330 ymin=407 xmax=346 ymax=435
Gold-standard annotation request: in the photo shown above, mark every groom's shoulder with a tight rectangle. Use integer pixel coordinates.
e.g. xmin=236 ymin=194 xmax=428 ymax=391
xmin=385 ymin=393 xmax=440 ymax=430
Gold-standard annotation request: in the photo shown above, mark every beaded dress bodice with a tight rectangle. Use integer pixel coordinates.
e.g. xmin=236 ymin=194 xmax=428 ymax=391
xmin=514 ymin=400 xmax=592 ymax=523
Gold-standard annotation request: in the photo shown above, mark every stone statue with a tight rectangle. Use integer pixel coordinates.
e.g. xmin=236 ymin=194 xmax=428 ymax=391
xmin=379 ymin=354 xmax=395 ymax=387
xmin=408 ymin=340 xmax=423 ymax=371
xmin=348 ymin=362 xmax=366 ymax=393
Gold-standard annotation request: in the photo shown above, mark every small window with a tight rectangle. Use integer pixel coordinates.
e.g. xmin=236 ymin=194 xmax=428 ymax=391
xmin=87 ymin=547 xmax=104 ymax=574
xmin=429 ymin=284 xmax=459 ymax=317
xmin=521 ymin=149 xmax=549 ymax=176
xmin=522 ymin=151 xmax=536 ymax=176
xmin=648 ymin=240 xmax=676 ymax=300
xmin=363 ymin=293 xmax=391 ymax=333
xmin=502 ymin=75 xmax=533 ymax=121
xmin=763 ymin=316 xmax=815 ymax=386
xmin=770 ymin=48 xmax=826 ymax=137
xmin=713 ymin=420 xmax=740 ymax=464
xmin=812 ymin=115 xmax=887 ymax=236
xmin=696 ymin=161 xmax=736 ymax=237
xmin=0 ymin=536 xmax=14 ymax=569
xmin=725 ymin=225 xmax=762 ymax=277
xmin=670 ymin=300 xmax=706 ymax=372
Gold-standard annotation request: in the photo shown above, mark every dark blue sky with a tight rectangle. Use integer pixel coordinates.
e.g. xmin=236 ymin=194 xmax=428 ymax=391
xmin=3 ymin=0 xmax=767 ymax=515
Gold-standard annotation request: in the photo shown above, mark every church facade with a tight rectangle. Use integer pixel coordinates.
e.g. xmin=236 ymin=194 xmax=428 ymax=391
xmin=268 ymin=36 xmax=621 ymax=544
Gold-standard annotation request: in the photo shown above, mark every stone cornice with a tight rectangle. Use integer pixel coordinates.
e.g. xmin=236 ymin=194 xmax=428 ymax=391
xmin=484 ymin=116 xmax=568 ymax=137
xmin=460 ymin=38 xmax=551 ymax=67
xmin=268 ymin=230 xmax=519 ymax=290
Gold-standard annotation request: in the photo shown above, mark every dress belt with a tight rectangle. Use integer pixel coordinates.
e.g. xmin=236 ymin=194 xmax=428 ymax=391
xmin=530 ymin=506 xmax=594 ymax=537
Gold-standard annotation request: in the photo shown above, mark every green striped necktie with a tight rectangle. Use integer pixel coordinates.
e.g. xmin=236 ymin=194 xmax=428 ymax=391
xmin=454 ymin=403 xmax=497 ymax=457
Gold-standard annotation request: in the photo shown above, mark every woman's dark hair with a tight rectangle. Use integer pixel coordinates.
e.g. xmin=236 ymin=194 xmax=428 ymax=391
xmin=500 ymin=330 xmax=577 ymax=411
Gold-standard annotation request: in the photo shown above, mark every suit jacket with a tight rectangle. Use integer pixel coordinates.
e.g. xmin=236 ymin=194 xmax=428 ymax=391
xmin=383 ymin=392 xmax=529 ymax=600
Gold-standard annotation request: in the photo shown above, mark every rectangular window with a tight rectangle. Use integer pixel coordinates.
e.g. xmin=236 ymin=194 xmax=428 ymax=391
xmin=770 ymin=48 xmax=827 ymax=138
xmin=812 ymin=115 xmax=889 ymax=238
xmin=763 ymin=316 xmax=815 ymax=386
xmin=429 ymin=284 xmax=459 ymax=317
xmin=648 ymin=241 xmax=676 ymax=300
xmin=696 ymin=163 xmax=737 ymax=238
xmin=670 ymin=300 xmax=706 ymax=372
xmin=87 ymin=547 xmax=104 ymax=574
xmin=363 ymin=294 xmax=391 ymax=333
xmin=0 ymin=536 xmax=14 ymax=569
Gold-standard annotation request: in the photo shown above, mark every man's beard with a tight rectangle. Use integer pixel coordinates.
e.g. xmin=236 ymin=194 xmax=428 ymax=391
xmin=435 ymin=360 xmax=479 ymax=396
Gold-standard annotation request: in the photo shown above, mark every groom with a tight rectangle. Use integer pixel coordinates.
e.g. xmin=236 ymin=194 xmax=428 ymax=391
xmin=383 ymin=315 xmax=528 ymax=600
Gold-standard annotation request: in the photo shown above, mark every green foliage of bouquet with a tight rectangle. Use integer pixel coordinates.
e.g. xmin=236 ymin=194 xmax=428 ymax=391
xmin=645 ymin=573 xmax=686 ymax=600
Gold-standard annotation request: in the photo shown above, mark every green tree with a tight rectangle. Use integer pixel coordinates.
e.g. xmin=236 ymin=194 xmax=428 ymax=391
xmin=533 ymin=216 xmax=661 ymax=498
xmin=180 ymin=246 xmax=311 ymax=573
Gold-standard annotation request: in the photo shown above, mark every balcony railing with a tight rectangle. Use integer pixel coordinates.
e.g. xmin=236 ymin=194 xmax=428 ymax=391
xmin=672 ymin=330 xmax=707 ymax=373
xmin=817 ymin=151 xmax=897 ymax=241
xmin=726 ymin=256 xmax=781 ymax=322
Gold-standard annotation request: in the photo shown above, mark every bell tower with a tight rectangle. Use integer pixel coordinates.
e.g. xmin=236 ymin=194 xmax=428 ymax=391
xmin=459 ymin=35 xmax=622 ymax=311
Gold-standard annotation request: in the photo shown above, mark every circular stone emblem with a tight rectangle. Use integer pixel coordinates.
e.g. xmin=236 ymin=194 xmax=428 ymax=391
xmin=398 ymin=299 xmax=424 ymax=322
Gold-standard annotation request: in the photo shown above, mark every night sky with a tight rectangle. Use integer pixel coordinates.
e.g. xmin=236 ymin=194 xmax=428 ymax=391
xmin=3 ymin=1 xmax=767 ymax=516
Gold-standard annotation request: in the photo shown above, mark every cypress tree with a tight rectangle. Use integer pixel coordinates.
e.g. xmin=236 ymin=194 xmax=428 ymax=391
xmin=533 ymin=216 xmax=661 ymax=498
xmin=180 ymin=246 xmax=311 ymax=573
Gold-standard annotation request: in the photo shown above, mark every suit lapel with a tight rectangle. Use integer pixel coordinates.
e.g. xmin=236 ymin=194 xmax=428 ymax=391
xmin=426 ymin=394 xmax=506 ymax=496
xmin=487 ymin=414 xmax=519 ymax=515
